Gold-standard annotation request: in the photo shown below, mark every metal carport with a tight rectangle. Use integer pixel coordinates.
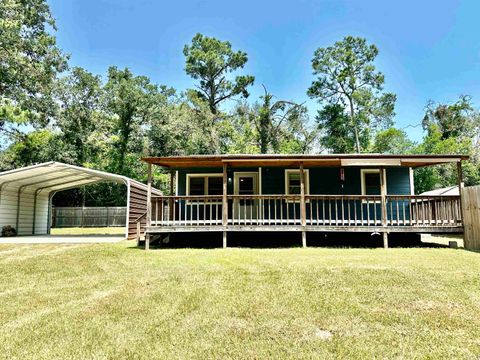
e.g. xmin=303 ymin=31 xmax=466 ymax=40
xmin=0 ymin=162 xmax=160 ymax=239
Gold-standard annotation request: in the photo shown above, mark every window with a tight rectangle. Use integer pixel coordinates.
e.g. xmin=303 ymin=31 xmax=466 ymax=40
xmin=285 ymin=169 xmax=310 ymax=195
xmin=187 ymin=174 xmax=223 ymax=196
xmin=361 ymin=169 xmax=383 ymax=195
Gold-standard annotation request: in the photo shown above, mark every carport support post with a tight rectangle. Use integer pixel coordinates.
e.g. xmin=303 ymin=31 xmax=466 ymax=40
xmin=222 ymin=163 xmax=228 ymax=248
xmin=457 ymin=160 xmax=465 ymax=242
xmin=380 ymin=167 xmax=388 ymax=249
xmin=145 ymin=163 xmax=152 ymax=250
xmin=300 ymin=163 xmax=307 ymax=248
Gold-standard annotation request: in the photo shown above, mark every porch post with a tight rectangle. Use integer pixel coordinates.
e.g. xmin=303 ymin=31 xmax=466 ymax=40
xmin=380 ymin=167 xmax=388 ymax=248
xmin=300 ymin=163 xmax=307 ymax=248
xmin=222 ymin=163 xmax=228 ymax=248
xmin=146 ymin=162 xmax=152 ymax=250
xmin=457 ymin=160 xmax=465 ymax=229
xmin=169 ymin=169 xmax=174 ymax=221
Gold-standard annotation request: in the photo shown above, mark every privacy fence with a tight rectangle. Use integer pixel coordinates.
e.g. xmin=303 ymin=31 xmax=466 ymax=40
xmin=462 ymin=185 xmax=480 ymax=251
xmin=52 ymin=207 xmax=126 ymax=228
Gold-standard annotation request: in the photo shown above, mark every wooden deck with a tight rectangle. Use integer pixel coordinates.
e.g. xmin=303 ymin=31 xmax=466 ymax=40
xmin=146 ymin=194 xmax=463 ymax=234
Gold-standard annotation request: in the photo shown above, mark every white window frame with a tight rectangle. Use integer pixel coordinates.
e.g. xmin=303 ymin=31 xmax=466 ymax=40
xmin=360 ymin=169 xmax=385 ymax=201
xmin=186 ymin=173 xmax=223 ymax=204
xmin=285 ymin=169 xmax=310 ymax=202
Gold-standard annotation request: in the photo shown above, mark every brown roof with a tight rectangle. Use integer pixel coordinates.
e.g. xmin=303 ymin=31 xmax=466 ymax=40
xmin=142 ymin=154 xmax=468 ymax=168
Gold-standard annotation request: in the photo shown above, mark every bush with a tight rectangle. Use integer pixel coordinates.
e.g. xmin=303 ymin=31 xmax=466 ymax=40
xmin=1 ymin=225 xmax=17 ymax=237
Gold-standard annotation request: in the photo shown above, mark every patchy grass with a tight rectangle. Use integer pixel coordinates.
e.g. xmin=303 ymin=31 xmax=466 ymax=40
xmin=50 ymin=227 xmax=125 ymax=235
xmin=0 ymin=243 xmax=479 ymax=359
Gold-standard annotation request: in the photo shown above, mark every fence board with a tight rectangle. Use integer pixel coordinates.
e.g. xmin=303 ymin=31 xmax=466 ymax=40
xmin=52 ymin=207 xmax=126 ymax=228
xmin=462 ymin=185 xmax=480 ymax=250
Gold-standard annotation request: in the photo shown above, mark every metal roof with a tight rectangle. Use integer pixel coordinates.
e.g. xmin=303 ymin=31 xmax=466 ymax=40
xmin=142 ymin=154 xmax=469 ymax=168
xmin=420 ymin=185 xmax=460 ymax=196
xmin=0 ymin=162 xmax=153 ymax=193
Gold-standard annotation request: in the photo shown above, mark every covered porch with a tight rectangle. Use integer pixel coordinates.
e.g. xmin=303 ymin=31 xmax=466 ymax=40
xmin=141 ymin=154 xmax=467 ymax=249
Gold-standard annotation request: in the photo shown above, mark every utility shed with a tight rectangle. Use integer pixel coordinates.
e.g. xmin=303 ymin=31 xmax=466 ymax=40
xmin=0 ymin=162 xmax=161 ymax=239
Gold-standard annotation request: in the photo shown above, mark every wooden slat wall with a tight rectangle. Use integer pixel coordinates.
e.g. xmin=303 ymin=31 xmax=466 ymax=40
xmin=462 ymin=185 xmax=480 ymax=250
xmin=127 ymin=183 xmax=148 ymax=239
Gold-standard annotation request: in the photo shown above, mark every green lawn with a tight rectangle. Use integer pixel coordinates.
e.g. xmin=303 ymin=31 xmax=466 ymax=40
xmin=50 ymin=227 xmax=125 ymax=235
xmin=0 ymin=243 xmax=479 ymax=359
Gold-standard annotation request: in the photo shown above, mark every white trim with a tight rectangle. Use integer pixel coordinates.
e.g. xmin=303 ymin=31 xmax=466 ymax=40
xmin=285 ymin=169 xmax=310 ymax=195
xmin=233 ymin=172 xmax=259 ymax=195
xmin=186 ymin=173 xmax=223 ymax=196
xmin=258 ymin=167 xmax=262 ymax=195
xmin=175 ymin=171 xmax=179 ymax=196
xmin=233 ymin=172 xmax=259 ymax=220
xmin=409 ymin=167 xmax=415 ymax=195
xmin=360 ymin=169 xmax=386 ymax=198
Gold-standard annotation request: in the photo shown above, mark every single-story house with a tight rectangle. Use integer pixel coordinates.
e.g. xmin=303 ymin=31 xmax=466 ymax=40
xmin=140 ymin=154 xmax=467 ymax=249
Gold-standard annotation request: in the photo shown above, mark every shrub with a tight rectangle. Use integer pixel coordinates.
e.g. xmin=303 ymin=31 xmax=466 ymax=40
xmin=1 ymin=225 xmax=17 ymax=237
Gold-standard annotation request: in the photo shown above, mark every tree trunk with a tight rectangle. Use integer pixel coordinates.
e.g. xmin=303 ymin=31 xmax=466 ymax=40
xmin=348 ymin=98 xmax=361 ymax=153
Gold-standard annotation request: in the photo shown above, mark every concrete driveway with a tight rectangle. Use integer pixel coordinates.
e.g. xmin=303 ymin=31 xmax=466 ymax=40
xmin=0 ymin=234 xmax=125 ymax=244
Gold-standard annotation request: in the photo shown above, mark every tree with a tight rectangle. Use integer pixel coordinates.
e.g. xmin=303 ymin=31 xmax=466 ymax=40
xmin=0 ymin=129 xmax=66 ymax=170
xmin=254 ymin=86 xmax=308 ymax=153
xmin=316 ymin=104 xmax=359 ymax=153
xmin=148 ymin=92 xmax=223 ymax=156
xmin=422 ymin=95 xmax=480 ymax=140
xmin=183 ymin=33 xmax=254 ymax=114
xmin=307 ymin=36 xmax=396 ymax=153
xmin=0 ymin=0 xmax=67 ymax=132
xmin=371 ymin=128 xmax=414 ymax=154
xmin=56 ymin=67 xmax=105 ymax=165
xmin=414 ymin=97 xmax=480 ymax=193
xmin=104 ymin=67 xmax=171 ymax=176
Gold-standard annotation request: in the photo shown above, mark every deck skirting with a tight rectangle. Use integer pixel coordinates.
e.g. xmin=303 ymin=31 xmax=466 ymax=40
xmin=146 ymin=225 xmax=463 ymax=234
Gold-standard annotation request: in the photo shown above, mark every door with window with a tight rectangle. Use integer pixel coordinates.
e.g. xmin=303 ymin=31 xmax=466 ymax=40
xmin=233 ymin=172 xmax=259 ymax=221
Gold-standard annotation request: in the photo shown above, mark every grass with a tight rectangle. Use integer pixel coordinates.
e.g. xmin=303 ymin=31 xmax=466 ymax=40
xmin=50 ymin=227 xmax=125 ymax=235
xmin=0 ymin=243 xmax=479 ymax=359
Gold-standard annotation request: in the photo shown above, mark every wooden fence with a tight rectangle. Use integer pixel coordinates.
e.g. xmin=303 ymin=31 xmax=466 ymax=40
xmin=462 ymin=185 xmax=480 ymax=250
xmin=52 ymin=207 xmax=126 ymax=228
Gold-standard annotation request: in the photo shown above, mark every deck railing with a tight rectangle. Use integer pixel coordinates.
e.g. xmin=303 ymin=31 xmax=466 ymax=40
xmin=150 ymin=194 xmax=462 ymax=228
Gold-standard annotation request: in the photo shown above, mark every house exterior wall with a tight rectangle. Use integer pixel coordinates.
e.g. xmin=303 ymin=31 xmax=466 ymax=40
xmin=173 ymin=166 xmax=412 ymax=223
xmin=176 ymin=166 xmax=412 ymax=196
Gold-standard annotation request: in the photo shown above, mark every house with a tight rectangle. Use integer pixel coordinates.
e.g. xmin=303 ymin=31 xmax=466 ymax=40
xmin=140 ymin=154 xmax=467 ymax=249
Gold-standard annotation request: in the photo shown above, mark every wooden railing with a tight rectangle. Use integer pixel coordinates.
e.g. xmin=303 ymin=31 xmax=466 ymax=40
xmin=385 ymin=195 xmax=462 ymax=226
xmin=149 ymin=195 xmax=462 ymax=228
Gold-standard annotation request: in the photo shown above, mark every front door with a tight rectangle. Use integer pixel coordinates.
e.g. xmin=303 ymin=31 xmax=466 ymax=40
xmin=233 ymin=172 xmax=259 ymax=221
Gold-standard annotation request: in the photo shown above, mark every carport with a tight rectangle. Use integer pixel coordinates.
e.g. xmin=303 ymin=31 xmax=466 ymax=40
xmin=0 ymin=162 xmax=161 ymax=240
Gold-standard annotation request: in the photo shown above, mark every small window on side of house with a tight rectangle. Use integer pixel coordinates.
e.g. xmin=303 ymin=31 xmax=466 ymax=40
xmin=285 ymin=169 xmax=309 ymax=195
xmin=361 ymin=169 xmax=382 ymax=195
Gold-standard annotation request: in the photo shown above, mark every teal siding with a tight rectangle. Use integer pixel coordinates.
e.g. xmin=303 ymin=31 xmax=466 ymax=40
xmin=174 ymin=166 xmax=412 ymax=223
xmin=176 ymin=166 xmax=411 ymax=196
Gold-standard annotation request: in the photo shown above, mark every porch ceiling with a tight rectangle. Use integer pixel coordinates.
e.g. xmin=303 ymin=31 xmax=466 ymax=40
xmin=142 ymin=154 xmax=468 ymax=168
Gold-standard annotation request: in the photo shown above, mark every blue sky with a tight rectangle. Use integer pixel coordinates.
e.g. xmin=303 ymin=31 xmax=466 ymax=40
xmin=48 ymin=0 xmax=480 ymax=142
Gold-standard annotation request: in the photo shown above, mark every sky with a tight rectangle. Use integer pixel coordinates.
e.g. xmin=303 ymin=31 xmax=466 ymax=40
xmin=48 ymin=0 xmax=480 ymax=142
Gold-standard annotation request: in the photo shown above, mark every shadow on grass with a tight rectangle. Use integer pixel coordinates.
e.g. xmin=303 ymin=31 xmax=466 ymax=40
xmin=132 ymin=232 xmax=454 ymax=250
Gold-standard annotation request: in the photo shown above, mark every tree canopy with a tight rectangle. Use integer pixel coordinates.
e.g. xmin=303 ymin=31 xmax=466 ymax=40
xmin=307 ymin=36 xmax=396 ymax=153
xmin=183 ymin=33 xmax=255 ymax=114
xmin=0 ymin=0 xmax=67 ymax=132
xmin=0 ymin=2 xmax=479 ymax=204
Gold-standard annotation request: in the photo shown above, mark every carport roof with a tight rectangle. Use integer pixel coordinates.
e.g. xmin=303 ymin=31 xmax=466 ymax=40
xmin=0 ymin=162 xmax=154 ymax=193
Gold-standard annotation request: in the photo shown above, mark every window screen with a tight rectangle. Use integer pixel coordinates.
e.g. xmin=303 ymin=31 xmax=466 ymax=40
xmin=287 ymin=173 xmax=301 ymax=194
xmin=189 ymin=177 xmax=205 ymax=195
xmin=208 ymin=177 xmax=223 ymax=195
xmin=364 ymin=172 xmax=381 ymax=195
